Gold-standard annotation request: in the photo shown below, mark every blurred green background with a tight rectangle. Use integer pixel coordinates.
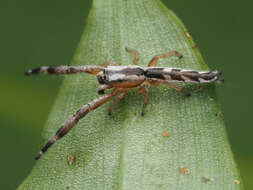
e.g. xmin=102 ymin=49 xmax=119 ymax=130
xmin=0 ymin=0 xmax=252 ymax=189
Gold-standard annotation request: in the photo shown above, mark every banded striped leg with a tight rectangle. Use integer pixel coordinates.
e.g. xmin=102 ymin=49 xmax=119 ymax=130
xmin=149 ymin=79 xmax=191 ymax=96
xmin=108 ymin=89 xmax=130 ymax=116
xmin=25 ymin=65 xmax=104 ymax=76
xmin=136 ymin=86 xmax=150 ymax=116
xmin=148 ymin=51 xmax=183 ymax=67
xmin=125 ymin=47 xmax=140 ymax=65
xmin=35 ymin=88 xmax=121 ymax=160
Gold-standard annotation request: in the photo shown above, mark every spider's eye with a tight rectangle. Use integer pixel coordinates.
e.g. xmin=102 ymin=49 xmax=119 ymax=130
xmin=97 ymin=72 xmax=106 ymax=84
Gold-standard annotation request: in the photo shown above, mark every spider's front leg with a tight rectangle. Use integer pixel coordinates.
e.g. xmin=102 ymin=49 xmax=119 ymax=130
xmin=35 ymin=88 xmax=121 ymax=160
xmin=25 ymin=65 xmax=104 ymax=76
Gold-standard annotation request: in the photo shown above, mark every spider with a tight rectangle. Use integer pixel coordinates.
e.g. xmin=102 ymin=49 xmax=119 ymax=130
xmin=25 ymin=47 xmax=223 ymax=160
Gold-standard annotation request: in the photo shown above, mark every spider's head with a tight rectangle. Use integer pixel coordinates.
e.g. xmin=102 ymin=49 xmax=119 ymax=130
xmin=97 ymin=71 xmax=107 ymax=84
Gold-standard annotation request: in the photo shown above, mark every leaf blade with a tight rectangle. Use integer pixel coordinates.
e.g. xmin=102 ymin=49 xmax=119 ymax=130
xmin=19 ymin=0 xmax=243 ymax=189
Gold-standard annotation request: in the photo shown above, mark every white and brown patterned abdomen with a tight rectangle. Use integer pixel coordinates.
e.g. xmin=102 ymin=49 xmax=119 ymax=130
xmin=145 ymin=67 xmax=223 ymax=83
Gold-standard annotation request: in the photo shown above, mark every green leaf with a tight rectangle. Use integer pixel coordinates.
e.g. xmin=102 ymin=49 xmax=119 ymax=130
xmin=18 ymin=0 xmax=243 ymax=189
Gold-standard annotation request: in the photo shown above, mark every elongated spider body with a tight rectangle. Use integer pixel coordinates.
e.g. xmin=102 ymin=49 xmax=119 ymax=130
xmin=25 ymin=47 xmax=223 ymax=160
xmin=102 ymin=65 xmax=222 ymax=85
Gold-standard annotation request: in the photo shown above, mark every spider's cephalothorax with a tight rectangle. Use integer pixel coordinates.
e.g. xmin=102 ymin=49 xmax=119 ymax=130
xmin=25 ymin=47 xmax=223 ymax=160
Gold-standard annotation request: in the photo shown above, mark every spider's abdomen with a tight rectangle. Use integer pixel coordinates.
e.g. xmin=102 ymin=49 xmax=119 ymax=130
xmin=105 ymin=66 xmax=145 ymax=88
xmin=145 ymin=67 xmax=223 ymax=83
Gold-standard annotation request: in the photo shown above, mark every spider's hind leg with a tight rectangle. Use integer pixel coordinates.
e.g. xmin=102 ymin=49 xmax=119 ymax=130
xmin=125 ymin=47 xmax=140 ymax=65
xmin=148 ymin=51 xmax=183 ymax=67
xmin=149 ymin=79 xmax=190 ymax=96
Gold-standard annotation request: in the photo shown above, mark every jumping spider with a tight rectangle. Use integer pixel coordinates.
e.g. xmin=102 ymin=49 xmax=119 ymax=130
xmin=25 ymin=47 xmax=223 ymax=160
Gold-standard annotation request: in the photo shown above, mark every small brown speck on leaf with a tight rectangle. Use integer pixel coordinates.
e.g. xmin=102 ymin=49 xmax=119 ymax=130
xmin=162 ymin=131 xmax=170 ymax=137
xmin=185 ymin=31 xmax=191 ymax=38
xmin=202 ymin=177 xmax=211 ymax=183
xmin=234 ymin=179 xmax=240 ymax=185
xmin=180 ymin=166 xmax=190 ymax=174
xmin=216 ymin=111 xmax=223 ymax=117
xmin=68 ymin=155 xmax=74 ymax=165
